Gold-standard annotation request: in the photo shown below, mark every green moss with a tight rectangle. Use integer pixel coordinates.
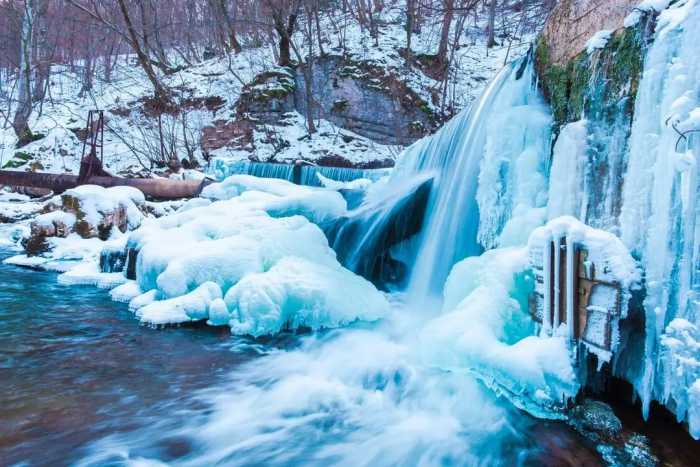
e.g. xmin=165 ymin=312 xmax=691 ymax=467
xmin=2 ymin=151 xmax=33 ymax=169
xmin=15 ymin=129 xmax=45 ymax=148
xmin=534 ymin=20 xmax=646 ymax=133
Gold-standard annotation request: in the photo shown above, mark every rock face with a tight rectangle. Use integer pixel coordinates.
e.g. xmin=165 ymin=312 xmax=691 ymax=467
xmin=541 ymin=0 xmax=640 ymax=65
xmin=294 ymin=56 xmax=435 ymax=146
xmin=201 ymin=57 xmax=437 ymax=156
xmin=534 ymin=4 xmax=652 ymax=229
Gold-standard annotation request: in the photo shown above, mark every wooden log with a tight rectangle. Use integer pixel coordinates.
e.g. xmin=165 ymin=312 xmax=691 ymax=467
xmin=0 ymin=170 xmax=208 ymax=200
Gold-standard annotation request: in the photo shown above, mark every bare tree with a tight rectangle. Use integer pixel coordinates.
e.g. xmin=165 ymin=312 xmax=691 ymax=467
xmin=12 ymin=0 xmax=35 ymax=143
xmin=264 ymin=0 xmax=302 ymax=67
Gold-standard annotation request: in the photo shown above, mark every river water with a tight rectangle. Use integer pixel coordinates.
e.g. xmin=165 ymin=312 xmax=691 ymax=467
xmin=0 ymin=250 xmax=604 ymax=466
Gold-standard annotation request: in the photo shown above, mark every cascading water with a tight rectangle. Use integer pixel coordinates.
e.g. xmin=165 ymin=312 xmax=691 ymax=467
xmin=209 ymin=158 xmax=389 ymax=187
xmin=336 ymin=56 xmax=551 ymax=303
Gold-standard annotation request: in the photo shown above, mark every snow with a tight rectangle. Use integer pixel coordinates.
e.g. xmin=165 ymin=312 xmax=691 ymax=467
xmin=585 ymin=30 xmax=613 ymax=54
xmin=62 ymin=184 xmax=145 ymax=229
xmin=0 ymin=0 xmax=533 ymax=178
xmin=33 ymin=210 xmax=76 ymax=229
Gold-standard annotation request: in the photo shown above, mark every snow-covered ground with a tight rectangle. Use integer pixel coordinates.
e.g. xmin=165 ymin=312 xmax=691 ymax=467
xmin=0 ymin=2 xmax=531 ymax=177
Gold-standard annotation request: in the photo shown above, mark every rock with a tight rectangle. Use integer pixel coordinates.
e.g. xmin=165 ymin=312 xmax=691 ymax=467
xmin=24 ymin=211 xmax=76 ymax=255
xmin=541 ymin=0 xmax=640 ymax=65
xmin=294 ymin=55 xmax=435 ymax=146
xmin=200 ymin=57 xmax=437 ymax=154
xmin=22 ymin=185 xmax=145 ymax=256
xmin=570 ymin=399 xmax=623 ymax=441
xmin=61 ymin=191 xmax=129 ymax=240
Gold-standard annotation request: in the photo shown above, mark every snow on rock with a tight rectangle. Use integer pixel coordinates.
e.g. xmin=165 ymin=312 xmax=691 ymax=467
xmin=585 ymin=30 xmax=613 ymax=54
xmin=19 ymin=184 xmax=146 ymax=256
xmin=121 ymin=175 xmax=387 ymax=333
xmin=421 ymin=247 xmax=579 ymax=418
xmin=61 ymin=184 xmax=145 ymax=233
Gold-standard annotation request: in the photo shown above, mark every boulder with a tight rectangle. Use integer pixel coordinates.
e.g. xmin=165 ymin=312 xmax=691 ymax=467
xmin=23 ymin=185 xmax=146 ymax=255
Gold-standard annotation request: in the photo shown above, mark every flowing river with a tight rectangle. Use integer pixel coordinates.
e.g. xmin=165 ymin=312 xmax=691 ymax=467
xmin=0 ymin=249 xmax=608 ymax=466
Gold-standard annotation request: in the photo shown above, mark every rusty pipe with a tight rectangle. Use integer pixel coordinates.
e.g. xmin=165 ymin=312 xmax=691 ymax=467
xmin=0 ymin=170 xmax=208 ymax=200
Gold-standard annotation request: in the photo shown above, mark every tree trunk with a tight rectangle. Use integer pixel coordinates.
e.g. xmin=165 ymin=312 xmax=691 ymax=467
xmin=13 ymin=0 xmax=35 ymax=143
xmin=274 ymin=11 xmax=297 ymax=67
xmin=32 ymin=0 xmax=50 ymax=102
xmin=487 ymin=0 xmax=497 ymax=48
xmin=218 ymin=0 xmax=242 ymax=53
xmin=437 ymin=0 xmax=454 ymax=65
xmin=116 ymin=0 xmax=170 ymax=104
xmin=405 ymin=0 xmax=415 ymax=65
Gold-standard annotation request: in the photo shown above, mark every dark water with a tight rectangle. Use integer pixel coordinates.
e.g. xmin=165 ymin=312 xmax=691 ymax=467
xmin=0 ymin=252 xmax=264 ymax=465
xmin=0 ymin=251 xmax=604 ymax=466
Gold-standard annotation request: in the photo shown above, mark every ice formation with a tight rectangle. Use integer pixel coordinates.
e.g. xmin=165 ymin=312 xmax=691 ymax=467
xmin=422 ymin=246 xmax=579 ymax=417
xmin=120 ymin=175 xmax=388 ymax=332
xmin=617 ymin=0 xmax=700 ymax=432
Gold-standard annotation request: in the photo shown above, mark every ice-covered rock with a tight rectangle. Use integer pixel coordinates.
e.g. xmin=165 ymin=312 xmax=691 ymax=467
xmin=585 ymin=30 xmax=613 ymax=53
xmin=118 ymin=175 xmax=387 ymax=334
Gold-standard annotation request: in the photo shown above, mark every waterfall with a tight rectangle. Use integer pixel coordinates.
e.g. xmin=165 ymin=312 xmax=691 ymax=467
xmin=209 ymin=158 xmax=389 ymax=187
xmin=353 ymin=57 xmax=549 ymax=301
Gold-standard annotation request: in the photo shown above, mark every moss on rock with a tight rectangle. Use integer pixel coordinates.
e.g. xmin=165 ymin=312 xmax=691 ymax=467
xmin=534 ymin=16 xmax=650 ymax=134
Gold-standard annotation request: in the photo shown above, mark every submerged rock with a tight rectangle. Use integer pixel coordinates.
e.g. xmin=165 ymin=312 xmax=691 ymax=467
xmin=570 ymin=399 xmax=623 ymax=441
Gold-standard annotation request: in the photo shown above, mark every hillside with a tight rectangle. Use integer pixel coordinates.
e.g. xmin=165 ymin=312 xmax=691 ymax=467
xmin=0 ymin=1 xmax=539 ymax=179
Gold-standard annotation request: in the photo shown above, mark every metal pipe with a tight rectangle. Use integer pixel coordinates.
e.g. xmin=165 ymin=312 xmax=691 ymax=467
xmin=0 ymin=170 xmax=207 ymax=200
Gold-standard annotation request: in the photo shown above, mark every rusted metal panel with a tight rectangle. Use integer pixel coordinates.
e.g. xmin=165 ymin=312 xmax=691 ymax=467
xmin=529 ymin=238 xmax=622 ymax=353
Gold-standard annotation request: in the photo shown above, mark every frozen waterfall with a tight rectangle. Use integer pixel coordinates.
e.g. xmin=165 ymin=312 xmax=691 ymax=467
xmin=617 ymin=0 xmax=700 ymax=435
